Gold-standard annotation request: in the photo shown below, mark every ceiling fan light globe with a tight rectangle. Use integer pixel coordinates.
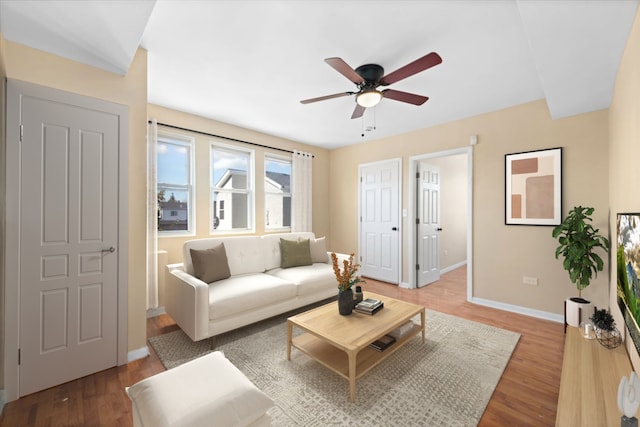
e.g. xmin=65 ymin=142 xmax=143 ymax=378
xmin=356 ymin=90 xmax=382 ymax=108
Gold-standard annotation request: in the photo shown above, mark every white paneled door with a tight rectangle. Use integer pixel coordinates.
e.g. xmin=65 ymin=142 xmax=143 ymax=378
xmin=14 ymin=84 xmax=121 ymax=396
xmin=418 ymin=162 xmax=441 ymax=287
xmin=359 ymin=160 xmax=400 ymax=283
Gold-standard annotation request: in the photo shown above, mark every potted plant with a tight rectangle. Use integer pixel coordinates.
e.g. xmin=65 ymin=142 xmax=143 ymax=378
xmin=331 ymin=252 xmax=365 ymax=315
xmin=590 ymin=308 xmax=622 ymax=348
xmin=552 ymin=206 xmax=609 ymax=327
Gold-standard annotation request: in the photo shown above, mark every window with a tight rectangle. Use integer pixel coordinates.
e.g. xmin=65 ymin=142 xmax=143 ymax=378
xmin=265 ymin=155 xmax=292 ymax=230
xmin=211 ymin=143 xmax=254 ymax=233
xmin=157 ymin=133 xmax=194 ymax=234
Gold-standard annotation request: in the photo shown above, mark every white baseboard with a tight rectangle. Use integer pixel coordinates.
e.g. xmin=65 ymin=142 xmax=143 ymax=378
xmin=471 ymin=297 xmax=564 ymax=323
xmin=400 ymin=281 xmax=411 ymax=289
xmin=441 ymin=260 xmax=467 ymax=275
xmin=146 ymin=306 xmax=166 ymax=318
xmin=0 ymin=389 xmax=4 ymax=417
xmin=127 ymin=346 xmax=150 ymax=363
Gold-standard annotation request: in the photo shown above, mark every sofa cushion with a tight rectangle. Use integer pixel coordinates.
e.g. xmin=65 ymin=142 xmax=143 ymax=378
xmin=125 ymin=351 xmax=273 ymax=427
xmin=280 ymin=238 xmax=312 ymax=268
xmin=267 ymin=264 xmax=336 ymax=297
xmin=208 ymin=273 xmax=297 ymax=320
xmin=184 ymin=236 xmax=266 ymax=276
xmin=262 ymin=232 xmax=316 ymax=271
xmin=308 ymin=236 xmax=328 ymax=263
xmin=190 ymin=244 xmax=231 ymax=283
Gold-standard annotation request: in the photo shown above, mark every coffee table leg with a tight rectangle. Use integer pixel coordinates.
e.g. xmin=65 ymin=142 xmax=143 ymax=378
xmin=287 ymin=320 xmax=293 ymax=361
xmin=421 ymin=309 xmax=426 ymax=343
xmin=348 ymin=351 xmax=357 ymax=402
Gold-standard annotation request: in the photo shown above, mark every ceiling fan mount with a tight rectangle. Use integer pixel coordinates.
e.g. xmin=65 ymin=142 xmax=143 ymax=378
xmin=300 ymin=52 xmax=442 ymax=119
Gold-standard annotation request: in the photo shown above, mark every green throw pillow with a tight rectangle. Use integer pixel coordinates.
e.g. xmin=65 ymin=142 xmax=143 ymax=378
xmin=190 ymin=243 xmax=231 ymax=283
xmin=280 ymin=238 xmax=312 ymax=268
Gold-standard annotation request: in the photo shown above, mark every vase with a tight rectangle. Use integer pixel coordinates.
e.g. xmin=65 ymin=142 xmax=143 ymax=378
xmin=338 ymin=289 xmax=353 ymax=315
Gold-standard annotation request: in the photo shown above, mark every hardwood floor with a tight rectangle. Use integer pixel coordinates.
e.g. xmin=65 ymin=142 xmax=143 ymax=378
xmin=0 ymin=266 xmax=564 ymax=426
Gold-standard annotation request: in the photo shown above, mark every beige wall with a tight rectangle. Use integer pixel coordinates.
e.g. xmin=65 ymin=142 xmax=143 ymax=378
xmin=148 ymin=104 xmax=332 ymax=305
xmin=330 ymin=99 xmax=609 ymax=315
xmin=1 ymin=40 xmax=149 ymax=357
xmin=426 ymin=154 xmax=468 ymax=270
xmin=610 ymin=8 xmax=640 ymax=370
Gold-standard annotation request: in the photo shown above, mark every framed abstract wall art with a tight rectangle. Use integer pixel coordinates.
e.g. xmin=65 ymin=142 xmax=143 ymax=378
xmin=617 ymin=213 xmax=640 ymax=355
xmin=505 ymin=147 xmax=562 ymax=225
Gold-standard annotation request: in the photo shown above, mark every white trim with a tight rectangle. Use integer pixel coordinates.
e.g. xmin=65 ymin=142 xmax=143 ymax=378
xmin=127 ymin=347 xmax=150 ymax=363
xmin=399 ymin=281 xmax=411 ymax=289
xmin=471 ymin=297 xmax=564 ymax=323
xmin=146 ymin=306 xmax=166 ymax=318
xmin=408 ymin=147 xmax=473 ymax=300
xmin=0 ymin=389 xmax=5 ymax=417
xmin=358 ymin=158 xmax=402 ymax=285
xmin=4 ymin=80 xmax=129 ymax=401
xmin=440 ymin=260 xmax=468 ymax=275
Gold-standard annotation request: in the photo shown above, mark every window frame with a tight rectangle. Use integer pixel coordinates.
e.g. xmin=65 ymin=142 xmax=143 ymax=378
xmin=210 ymin=141 xmax=255 ymax=234
xmin=157 ymin=131 xmax=195 ymax=237
xmin=264 ymin=153 xmax=292 ymax=232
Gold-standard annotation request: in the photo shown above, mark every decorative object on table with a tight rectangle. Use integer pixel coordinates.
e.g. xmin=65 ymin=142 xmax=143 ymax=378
xmin=353 ymin=285 xmax=363 ymax=306
xmin=618 ymin=372 xmax=640 ymax=427
xmin=552 ymin=206 xmax=609 ymax=329
xmin=505 ymin=147 xmax=562 ymax=226
xmin=354 ymin=298 xmax=384 ymax=315
xmin=368 ymin=335 xmax=396 ymax=352
xmin=331 ymin=252 xmax=365 ymax=315
xmin=591 ymin=307 xmax=622 ymax=349
xmin=579 ymin=320 xmax=595 ymax=339
xmin=616 ymin=213 xmax=640 ymax=359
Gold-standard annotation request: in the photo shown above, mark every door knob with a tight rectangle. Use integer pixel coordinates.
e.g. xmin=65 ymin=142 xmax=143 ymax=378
xmin=101 ymin=246 xmax=115 ymax=254
xmin=437 ymin=228 xmax=443 ymax=231
xmin=392 ymin=227 xmax=398 ymax=231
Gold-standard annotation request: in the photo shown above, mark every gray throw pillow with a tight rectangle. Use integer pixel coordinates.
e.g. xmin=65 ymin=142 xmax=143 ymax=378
xmin=280 ymin=238 xmax=312 ymax=268
xmin=190 ymin=243 xmax=231 ymax=283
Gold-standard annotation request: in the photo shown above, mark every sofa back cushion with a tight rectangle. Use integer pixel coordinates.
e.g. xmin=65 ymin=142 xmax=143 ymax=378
xmin=262 ymin=232 xmax=315 ymax=271
xmin=183 ymin=236 xmax=265 ymax=276
xmin=190 ymin=243 xmax=231 ymax=283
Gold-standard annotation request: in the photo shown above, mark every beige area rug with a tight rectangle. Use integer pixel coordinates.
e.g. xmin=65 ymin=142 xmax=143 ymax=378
xmin=149 ymin=305 xmax=520 ymax=427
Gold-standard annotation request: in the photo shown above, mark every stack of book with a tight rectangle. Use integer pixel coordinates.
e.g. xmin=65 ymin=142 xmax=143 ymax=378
xmin=369 ymin=335 xmax=396 ymax=352
xmin=355 ymin=298 xmax=384 ymax=315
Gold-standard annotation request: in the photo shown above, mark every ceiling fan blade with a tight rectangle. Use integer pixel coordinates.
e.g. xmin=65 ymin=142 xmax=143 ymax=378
xmin=300 ymin=92 xmax=353 ymax=104
xmin=382 ymin=89 xmax=429 ymax=105
xmin=325 ymin=57 xmax=365 ymax=84
xmin=351 ymin=104 xmax=365 ymax=119
xmin=380 ymin=52 xmax=442 ymax=86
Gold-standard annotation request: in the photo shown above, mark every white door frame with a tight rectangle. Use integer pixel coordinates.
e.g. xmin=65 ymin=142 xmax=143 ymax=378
xmin=408 ymin=147 xmax=473 ymax=301
xmin=4 ymin=80 xmax=129 ymax=402
xmin=358 ymin=158 xmax=402 ymax=285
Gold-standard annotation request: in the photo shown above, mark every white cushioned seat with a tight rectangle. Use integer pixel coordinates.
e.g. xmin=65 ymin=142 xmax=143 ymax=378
xmin=267 ymin=264 xmax=336 ymax=297
xmin=208 ymin=273 xmax=297 ymax=320
xmin=126 ymin=351 xmax=273 ymax=427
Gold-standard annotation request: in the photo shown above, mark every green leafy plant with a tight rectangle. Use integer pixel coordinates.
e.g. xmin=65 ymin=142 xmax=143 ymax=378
xmin=552 ymin=206 xmax=609 ymax=298
xmin=590 ymin=308 xmax=616 ymax=331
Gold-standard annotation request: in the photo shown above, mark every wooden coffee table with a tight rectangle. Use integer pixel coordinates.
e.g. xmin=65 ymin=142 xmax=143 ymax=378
xmin=286 ymin=292 xmax=425 ymax=402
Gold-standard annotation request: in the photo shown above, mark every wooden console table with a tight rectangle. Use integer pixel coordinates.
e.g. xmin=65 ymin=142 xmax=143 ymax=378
xmin=556 ymin=327 xmax=635 ymax=426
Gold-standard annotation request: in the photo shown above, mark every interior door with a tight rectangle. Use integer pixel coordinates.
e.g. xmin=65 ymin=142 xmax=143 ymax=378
xmin=417 ymin=161 xmax=441 ymax=287
xmin=17 ymin=89 xmax=120 ymax=396
xmin=359 ymin=160 xmax=400 ymax=283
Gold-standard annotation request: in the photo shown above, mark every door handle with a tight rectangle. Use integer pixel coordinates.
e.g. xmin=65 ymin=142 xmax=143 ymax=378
xmin=392 ymin=227 xmax=398 ymax=231
xmin=437 ymin=228 xmax=443 ymax=231
xmin=101 ymin=246 xmax=115 ymax=254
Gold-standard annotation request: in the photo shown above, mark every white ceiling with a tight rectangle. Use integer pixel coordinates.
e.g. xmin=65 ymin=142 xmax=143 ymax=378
xmin=1 ymin=0 xmax=637 ymax=149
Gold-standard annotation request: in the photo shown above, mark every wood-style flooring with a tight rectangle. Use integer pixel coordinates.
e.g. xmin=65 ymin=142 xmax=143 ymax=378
xmin=0 ymin=266 xmax=564 ymax=426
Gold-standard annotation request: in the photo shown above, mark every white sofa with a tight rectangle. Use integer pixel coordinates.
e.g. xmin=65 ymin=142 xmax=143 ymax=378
xmin=166 ymin=232 xmax=345 ymax=342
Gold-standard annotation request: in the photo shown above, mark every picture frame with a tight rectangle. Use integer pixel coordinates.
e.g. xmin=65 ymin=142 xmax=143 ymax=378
xmin=617 ymin=213 xmax=640 ymax=357
xmin=505 ymin=147 xmax=562 ymax=225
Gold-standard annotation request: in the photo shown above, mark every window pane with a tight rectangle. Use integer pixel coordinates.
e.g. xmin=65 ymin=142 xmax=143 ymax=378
xmin=212 ymin=148 xmax=248 ymax=189
xmin=265 ymin=157 xmax=291 ymax=229
xmin=158 ymin=189 xmax=189 ymax=231
xmin=212 ymin=191 xmax=248 ymax=230
xmin=158 ymin=142 xmax=188 ymax=185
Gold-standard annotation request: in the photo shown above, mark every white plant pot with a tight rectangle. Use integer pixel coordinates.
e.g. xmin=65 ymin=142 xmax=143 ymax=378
xmin=565 ymin=297 xmax=592 ymax=327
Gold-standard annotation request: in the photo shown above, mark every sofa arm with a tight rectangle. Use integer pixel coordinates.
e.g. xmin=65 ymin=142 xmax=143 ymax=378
xmin=166 ymin=268 xmax=210 ymax=342
xmin=326 ymin=251 xmax=352 ymax=264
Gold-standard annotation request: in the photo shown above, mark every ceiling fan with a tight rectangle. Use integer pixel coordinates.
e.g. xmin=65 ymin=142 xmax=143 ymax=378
xmin=300 ymin=52 xmax=442 ymax=119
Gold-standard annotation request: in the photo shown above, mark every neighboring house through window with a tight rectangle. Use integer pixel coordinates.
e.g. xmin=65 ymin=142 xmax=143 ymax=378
xmin=211 ymin=142 xmax=254 ymax=233
xmin=265 ymin=155 xmax=292 ymax=230
xmin=157 ymin=133 xmax=194 ymax=234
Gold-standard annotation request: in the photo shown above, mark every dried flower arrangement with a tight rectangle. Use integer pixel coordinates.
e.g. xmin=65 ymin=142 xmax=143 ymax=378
xmin=331 ymin=252 xmax=365 ymax=293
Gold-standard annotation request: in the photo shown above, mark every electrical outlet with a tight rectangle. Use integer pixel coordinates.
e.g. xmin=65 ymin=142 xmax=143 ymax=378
xmin=523 ymin=276 xmax=538 ymax=286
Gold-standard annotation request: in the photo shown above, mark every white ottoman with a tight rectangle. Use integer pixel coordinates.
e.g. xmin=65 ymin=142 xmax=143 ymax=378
xmin=126 ymin=351 xmax=274 ymax=427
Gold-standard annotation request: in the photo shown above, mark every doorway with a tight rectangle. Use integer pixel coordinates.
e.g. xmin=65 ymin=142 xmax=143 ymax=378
xmin=409 ymin=147 xmax=473 ymax=298
xmin=4 ymin=80 xmax=129 ymax=400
